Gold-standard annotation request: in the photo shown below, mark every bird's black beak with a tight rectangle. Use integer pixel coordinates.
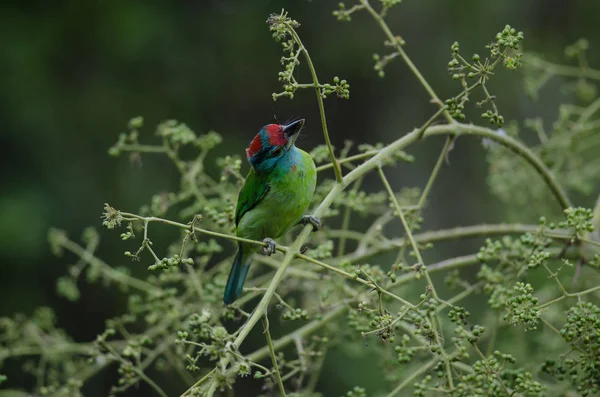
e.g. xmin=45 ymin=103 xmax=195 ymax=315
xmin=282 ymin=118 xmax=305 ymax=148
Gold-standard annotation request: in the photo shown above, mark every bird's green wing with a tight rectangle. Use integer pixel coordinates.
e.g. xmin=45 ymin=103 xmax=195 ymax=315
xmin=235 ymin=168 xmax=270 ymax=226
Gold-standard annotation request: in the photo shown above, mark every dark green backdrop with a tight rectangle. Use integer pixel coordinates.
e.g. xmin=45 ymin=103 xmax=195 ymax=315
xmin=1 ymin=0 xmax=598 ymax=395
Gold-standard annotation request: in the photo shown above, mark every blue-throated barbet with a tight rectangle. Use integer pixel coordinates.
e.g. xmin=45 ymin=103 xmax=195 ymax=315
xmin=224 ymin=119 xmax=319 ymax=304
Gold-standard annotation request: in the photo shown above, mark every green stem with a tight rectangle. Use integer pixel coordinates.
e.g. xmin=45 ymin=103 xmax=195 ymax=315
xmin=332 ymin=122 xmax=570 ymax=212
xmin=100 ymin=341 xmax=168 ymax=397
xmin=593 ymin=193 xmax=600 ymax=239
xmin=394 ymin=254 xmax=480 ymax=285
xmin=439 ymin=281 xmax=483 ymax=310
xmin=117 ymin=144 xmax=167 ymax=153
xmin=0 ymin=391 xmax=36 ymax=397
xmin=386 ymin=357 xmax=438 ymax=397
xmin=316 ymin=150 xmax=378 ymax=172
xmin=485 ymin=313 xmax=501 ymax=356
xmin=481 ymin=83 xmax=499 ymax=114
xmin=578 ymin=236 xmax=600 ymax=248
xmin=337 ymin=177 xmax=363 ymax=257
xmin=286 ymin=24 xmax=342 ymax=183
xmin=262 ymin=315 xmax=286 ymax=397
xmin=305 ymin=347 xmax=327 ymax=392
xmin=376 ymin=165 xmax=454 ymax=389
xmin=143 ymin=220 xmax=162 ymax=265
xmin=542 ymin=262 xmax=569 ymax=296
xmin=187 ymin=369 xmax=216 ymax=392
xmin=377 ymin=166 xmax=438 ymax=299
xmin=539 ymin=284 xmax=600 ymax=309
xmin=539 ymin=316 xmax=561 ymax=336
xmin=0 ymin=343 xmax=99 ymax=361
xmin=359 ymin=0 xmax=454 ymax=124
xmin=576 ymin=97 xmax=600 ymax=125
xmin=58 ymin=238 xmax=159 ymax=294
xmin=417 ymin=137 xmax=453 ymax=209
xmin=120 ymin=212 xmax=276 ymax=249
xmin=525 ymin=55 xmax=600 ymax=80
xmin=324 ymin=228 xmax=368 ymax=241
xmin=341 ymin=224 xmax=567 ymax=265
xmin=295 ymin=251 xmax=414 ymax=307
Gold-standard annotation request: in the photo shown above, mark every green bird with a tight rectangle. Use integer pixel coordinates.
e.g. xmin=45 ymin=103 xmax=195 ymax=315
xmin=224 ymin=118 xmax=320 ymax=304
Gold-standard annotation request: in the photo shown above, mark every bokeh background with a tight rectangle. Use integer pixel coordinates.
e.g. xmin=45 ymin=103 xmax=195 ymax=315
xmin=1 ymin=0 xmax=599 ymax=395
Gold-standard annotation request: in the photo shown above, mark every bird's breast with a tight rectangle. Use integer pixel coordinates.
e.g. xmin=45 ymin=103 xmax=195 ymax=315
xmin=236 ymin=148 xmax=316 ymax=244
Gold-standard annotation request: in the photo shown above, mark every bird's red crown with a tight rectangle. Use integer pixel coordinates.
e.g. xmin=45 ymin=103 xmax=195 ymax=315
xmin=246 ymin=124 xmax=287 ymax=159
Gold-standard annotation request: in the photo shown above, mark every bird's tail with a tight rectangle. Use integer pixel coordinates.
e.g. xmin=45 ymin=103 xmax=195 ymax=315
xmin=224 ymin=244 xmax=252 ymax=304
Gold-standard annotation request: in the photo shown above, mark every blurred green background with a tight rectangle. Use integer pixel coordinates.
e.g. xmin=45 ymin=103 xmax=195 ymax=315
xmin=1 ymin=0 xmax=599 ymax=395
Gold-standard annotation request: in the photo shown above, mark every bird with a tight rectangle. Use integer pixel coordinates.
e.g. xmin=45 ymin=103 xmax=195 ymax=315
xmin=224 ymin=118 xmax=320 ymax=304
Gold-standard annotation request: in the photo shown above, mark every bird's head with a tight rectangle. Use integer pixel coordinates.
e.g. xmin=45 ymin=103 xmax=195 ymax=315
xmin=246 ymin=118 xmax=305 ymax=172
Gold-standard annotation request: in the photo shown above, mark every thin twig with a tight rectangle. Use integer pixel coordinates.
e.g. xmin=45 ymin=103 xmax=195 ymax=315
xmin=262 ymin=315 xmax=287 ymax=397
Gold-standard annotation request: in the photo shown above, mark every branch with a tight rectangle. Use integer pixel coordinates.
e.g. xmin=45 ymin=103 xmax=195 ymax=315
xmin=57 ymin=236 xmax=160 ymax=294
xmin=539 ymin=284 xmax=600 ymax=309
xmin=525 ymin=54 xmax=600 ymax=80
xmin=386 ymin=357 xmax=439 ymax=397
xmin=316 ymin=150 xmax=378 ymax=172
xmin=262 ymin=315 xmax=286 ymax=397
xmin=340 ymin=223 xmax=545 ymax=264
xmin=286 ymin=23 xmax=343 ymax=182
xmin=359 ymin=0 xmax=454 ymax=124
xmin=393 ymin=254 xmax=480 ymax=285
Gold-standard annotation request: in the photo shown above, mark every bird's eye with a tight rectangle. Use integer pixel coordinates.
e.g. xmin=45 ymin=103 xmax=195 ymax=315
xmin=271 ymin=147 xmax=283 ymax=157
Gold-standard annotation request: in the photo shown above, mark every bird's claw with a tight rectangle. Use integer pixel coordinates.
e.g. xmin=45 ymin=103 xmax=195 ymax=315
xmin=262 ymin=238 xmax=277 ymax=256
xmin=299 ymin=215 xmax=321 ymax=231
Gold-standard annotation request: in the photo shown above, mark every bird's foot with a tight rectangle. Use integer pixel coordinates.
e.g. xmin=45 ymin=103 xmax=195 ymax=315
xmin=298 ymin=215 xmax=321 ymax=231
xmin=262 ymin=238 xmax=277 ymax=256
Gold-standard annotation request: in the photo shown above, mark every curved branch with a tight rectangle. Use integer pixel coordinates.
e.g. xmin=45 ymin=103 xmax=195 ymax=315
xmin=286 ymin=24 xmax=343 ymax=183
xmin=340 ymin=223 xmax=572 ymax=264
xmin=426 ymin=124 xmax=572 ymax=209
xmin=341 ymin=122 xmax=571 ymax=209
xmin=525 ymin=54 xmax=600 ymax=80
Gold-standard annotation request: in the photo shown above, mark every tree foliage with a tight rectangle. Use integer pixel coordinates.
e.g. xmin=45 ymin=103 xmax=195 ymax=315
xmin=2 ymin=2 xmax=600 ymax=397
